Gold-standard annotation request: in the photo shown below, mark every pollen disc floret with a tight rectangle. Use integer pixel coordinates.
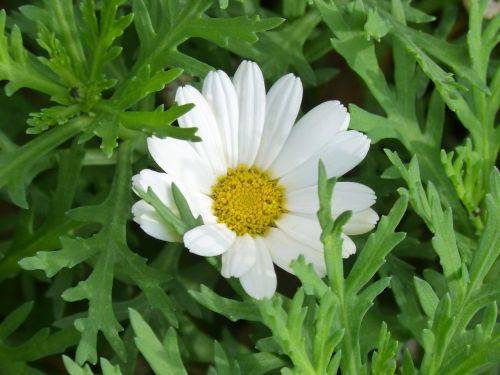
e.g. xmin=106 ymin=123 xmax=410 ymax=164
xmin=211 ymin=165 xmax=285 ymax=236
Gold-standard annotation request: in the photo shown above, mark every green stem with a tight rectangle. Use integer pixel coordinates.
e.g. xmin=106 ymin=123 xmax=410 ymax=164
xmin=0 ymin=117 xmax=89 ymax=189
xmin=325 ymin=235 xmax=361 ymax=375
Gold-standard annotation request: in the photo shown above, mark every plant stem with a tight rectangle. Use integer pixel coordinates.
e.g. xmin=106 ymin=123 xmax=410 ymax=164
xmin=0 ymin=117 xmax=89 ymax=190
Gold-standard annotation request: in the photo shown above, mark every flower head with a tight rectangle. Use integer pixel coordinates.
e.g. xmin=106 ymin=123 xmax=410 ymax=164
xmin=132 ymin=61 xmax=378 ymax=299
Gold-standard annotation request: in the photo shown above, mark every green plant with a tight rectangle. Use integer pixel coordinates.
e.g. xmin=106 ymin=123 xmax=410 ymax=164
xmin=0 ymin=0 xmax=498 ymax=374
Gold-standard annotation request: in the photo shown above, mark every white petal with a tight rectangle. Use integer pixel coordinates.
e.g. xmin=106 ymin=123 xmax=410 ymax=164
xmin=131 ymin=168 xmax=214 ymax=223
xmin=221 ymin=234 xmax=257 ymax=278
xmin=203 ymin=70 xmax=239 ymax=167
xmin=132 ymin=169 xmax=177 ymax=212
xmin=286 ymin=182 xmax=376 ymax=217
xmin=271 ymin=101 xmax=349 ymax=177
xmin=239 ymin=237 xmax=276 ymax=299
xmin=185 ymin=191 xmax=217 ymax=224
xmin=276 ymin=214 xmax=322 ymax=250
xmin=175 ymin=85 xmax=226 ymax=175
xmin=344 ymin=208 xmax=379 ymax=235
xmin=132 ymin=201 xmax=180 ymax=242
xmin=265 ymin=228 xmax=326 ymax=277
xmin=332 ymin=182 xmax=377 ymax=215
xmin=147 ymin=136 xmax=215 ymax=194
xmin=254 ymin=74 xmax=303 ymax=169
xmin=342 ymin=234 xmax=356 ymax=258
xmin=278 ymin=131 xmax=370 ymax=191
xmin=183 ymin=223 xmax=236 ymax=256
xmin=233 ymin=61 xmax=266 ymax=166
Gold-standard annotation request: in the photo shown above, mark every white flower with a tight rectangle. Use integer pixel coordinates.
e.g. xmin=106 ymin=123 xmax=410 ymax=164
xmin=132 ymin=61 xmax=378 ymax=299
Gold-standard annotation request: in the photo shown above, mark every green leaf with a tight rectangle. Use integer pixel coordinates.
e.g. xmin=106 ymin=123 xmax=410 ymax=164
xmin=349 ymin=104 xmax=399 ymax=143
xmin=236 ymin=352 xmax=287 ymax=375
xmin=400 ymin=349 xmax=416 ymax=375
xmin=468 ymin=169 xmax=500 ymax=292
xmin=132 ymin=0 xmax=282 ymax=78
xmin=0 ymin=118 xmax=87 ymax=208
xmin=81 ymin=0 xmax=134 ymax=81
xmin=189 ymin=285 xmax=261 ymax=322
xmin=171 ymin=183 xmax=203 ymax=229
xmin=0 ymin=10 xmax=67 ymax=100
xmin=18 ymin=142 xmax=176 ymax=364
xmin=111 ymin=66 xmax=183 ymax=110
xmin=63 ymin=356 xmax=94 ymax=375
xmin=429 ymin=183 xmax=463 ymax=296
xmin=346 ymin=196 xmax=408 ymax=295
xmin=135 ymin=186 xmax=186 ymax=239
xmin=370 ymin=322 xmax=397 ymax=375
xmin=1 ymin=142 xmax=84 ymax=281
xmin=45 ymin=0 xmax=87 ymax=78
xmin=129 ymin=308 xmax=187 ymax=375
xmin=88 ymin=112 xmax=120 ymax=157
xmin=364 ymin=8 xmax=391 ymax=41
xmin=117 ymin=105 xmax=199 ymax=141
xmin=62 ymin=247 xmax=126 ymax=364
xmin=19 ymin=236 xmax=98 ymax=278
xmin=63 ymin=356 xmax=123 ymax=375
xmin=413 ymin=277 xmax=439 ymax=319
xmin=212 ymin=341 xmax=241 ymax=375
xmin=291 ymin=255 xmax=329 ymax=298
xmin=0 ymin=303 xmax=78 ymax=374
xmin=0 ymin=302 xmax=34 ymax=341
xmin=312 ymin=293 xmax=343 ymax=372
xmin=228 ymin=11 xmax=318 ymax=84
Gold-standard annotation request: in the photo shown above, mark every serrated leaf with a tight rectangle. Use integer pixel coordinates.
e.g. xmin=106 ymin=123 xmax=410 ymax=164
xmin=370 ymin=322 xmax=397 ymax=375
xmin=291 ymin=255 xmax=328 ymax=298
xmin=0 ymin=10 xmax=67 ymax=100
xmin=132 ymin=0 xmax=282 ymax=78
xmin=226 ymin=12 xmax=317 ymax=84
xmin=429 ymin=183 xmax=463 ymax=296
xmin=117 ymin=105 xmax=199 ymax=141
xmin=19 ymin=237 xmax=98 ymax=278
xmin=468 ymin=169 xmax=500 ymax=291
xmin=63 ymin=356 xmax=95 ymax=375
xmin=190 ymin=285 xmax=261 ymax=322
xmin=129 ymin=309 xmax=187 ymax=375
xmin=346 ymin=196 xmax=407 ymax=295
xmin=111 ymin=66 xmax=183 ymax=110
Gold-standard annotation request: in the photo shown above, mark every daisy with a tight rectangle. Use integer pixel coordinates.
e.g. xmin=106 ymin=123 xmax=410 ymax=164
xmin=132 ymin=61 xmax=378 ymax=299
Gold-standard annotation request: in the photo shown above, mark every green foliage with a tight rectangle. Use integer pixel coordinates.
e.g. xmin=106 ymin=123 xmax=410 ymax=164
xmin=0 ymin=0 xmax=498 ymax=374
xmin=0 ymin=302 xmax=78 ymax=374
xmin=129 ymin=308 xmax=187 ymax=375
xmin=386 ymin=151 xmax=500 ymax=374
xmin=192 ymin=162 xmax=408 ymax=374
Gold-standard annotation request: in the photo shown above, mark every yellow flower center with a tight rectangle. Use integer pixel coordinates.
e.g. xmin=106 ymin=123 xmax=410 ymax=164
xmin=211 ymin=165 xmax=286 ymax=236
